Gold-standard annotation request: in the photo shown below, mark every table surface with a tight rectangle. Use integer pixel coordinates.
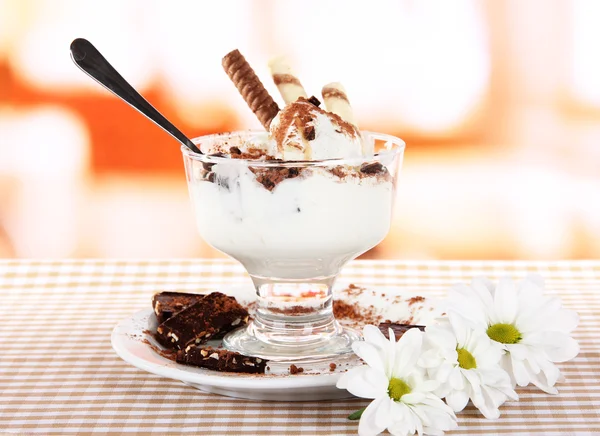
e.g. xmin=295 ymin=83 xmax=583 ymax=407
xmin=1 ymin=259 xmax=599 ymax=435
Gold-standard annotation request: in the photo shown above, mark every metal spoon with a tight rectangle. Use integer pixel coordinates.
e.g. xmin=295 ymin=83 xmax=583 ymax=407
xmin=70 ymin=38 xmax=202 ymax=154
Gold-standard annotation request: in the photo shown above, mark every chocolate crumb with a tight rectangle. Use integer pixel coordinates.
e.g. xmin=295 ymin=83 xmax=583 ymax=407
xmin=230 ymin=146 xmax=242 ymax=155
xmin=329 ymin=166 xmax=347 ymax=178
xmin=202 ymin=152 xmax=226 ymax=171
xmin=251 ymin=166 xmax=304 ymax=191
xmin=360 ymin=162 xmax=385 ymax=175
xmin=290 ymin=364 xmax=299 ymax=374
xmin=329 ymin=363 xmax=337 ymax=371
xmin=207 ymin=172 xmax=216 ymax=183
xmin=304 ymin=125 xmax=316 ymax=141
xmin=308 ymin=96 xmax=321 ymax=107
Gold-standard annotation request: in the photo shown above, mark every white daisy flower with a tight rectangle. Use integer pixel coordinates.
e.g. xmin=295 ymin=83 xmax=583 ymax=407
xmin=337 ymin=325 xmax=458 ymax=436
xmin=444 ymin=275 xmax=580 ymax=394
xmin=420 ymin=312 xmax=518 ymax=419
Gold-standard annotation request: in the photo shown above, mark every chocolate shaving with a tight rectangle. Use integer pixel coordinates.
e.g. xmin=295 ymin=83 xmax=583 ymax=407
xmin=307 ymin=96 xmax=321 ymax=107
xmin=304 ymin=125 xmax=316 ymax=141
xmin=360 ymin=162 xmax=385 ymax=175
xmin=251 ymin=166 xmax=304 ymax=191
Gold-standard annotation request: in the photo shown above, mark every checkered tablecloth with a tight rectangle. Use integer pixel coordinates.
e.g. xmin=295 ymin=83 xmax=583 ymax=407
xmin=1 ymin=259 xmax=599 ymax=435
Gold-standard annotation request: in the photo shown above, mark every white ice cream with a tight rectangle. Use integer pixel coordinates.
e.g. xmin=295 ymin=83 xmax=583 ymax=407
xmin=189 ymin=163 xmax=393 ymax=279
xmin=268 ymin=99 xmax=363 ymax=161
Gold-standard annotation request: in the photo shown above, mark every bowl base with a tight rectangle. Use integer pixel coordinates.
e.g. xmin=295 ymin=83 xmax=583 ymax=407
xmin=223 ymin=322 xmax=361 ymax=362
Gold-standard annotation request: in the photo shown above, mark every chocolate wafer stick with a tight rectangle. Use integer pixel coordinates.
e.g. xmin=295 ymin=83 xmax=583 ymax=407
xmin=222 ymin=49 xmax=280 ymax=129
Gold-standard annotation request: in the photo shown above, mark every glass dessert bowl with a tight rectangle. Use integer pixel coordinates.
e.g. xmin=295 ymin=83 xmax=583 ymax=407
xmin=182 ymin=130 xmax=405 ymax=361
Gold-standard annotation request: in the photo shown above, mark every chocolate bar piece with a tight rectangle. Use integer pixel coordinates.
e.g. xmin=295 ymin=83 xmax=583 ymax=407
xmin=155 ymin=292 xmax=249 ymax=350
xmin=176 ymin=346 xmax=267 ymax=374
xmin=378 ymin=323 xmax=426 ymax=340
xmin=152 ymin=291 xmax=205 ymax=324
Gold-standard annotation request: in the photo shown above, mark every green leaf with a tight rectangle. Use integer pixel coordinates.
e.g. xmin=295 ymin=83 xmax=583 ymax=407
xmin=348 ymin=407 xmax=366 ymax=420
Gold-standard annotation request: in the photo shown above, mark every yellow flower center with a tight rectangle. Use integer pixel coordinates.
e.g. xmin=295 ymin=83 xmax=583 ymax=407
xmin=456 ymin=347 xmax=477 ymax=369
xmin=487 ymin=323 xmax=522 ymax=344
xmin=388 ymin=378 xmax=411 ymax=401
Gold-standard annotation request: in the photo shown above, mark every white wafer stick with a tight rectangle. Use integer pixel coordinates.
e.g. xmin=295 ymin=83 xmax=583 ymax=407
xmin=268 ymin=56 xmax=308 ymax=104
xmin=321 ymin=82 xmax=357 ymax=126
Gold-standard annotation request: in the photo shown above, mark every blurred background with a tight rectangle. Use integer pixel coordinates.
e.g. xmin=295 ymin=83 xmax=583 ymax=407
xmin=0 ymin=0 xmax=599 ymax=260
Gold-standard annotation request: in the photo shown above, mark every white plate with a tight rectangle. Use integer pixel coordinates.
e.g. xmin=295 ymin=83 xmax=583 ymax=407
xmin=111 ymin=285 xmax=440 ymax=401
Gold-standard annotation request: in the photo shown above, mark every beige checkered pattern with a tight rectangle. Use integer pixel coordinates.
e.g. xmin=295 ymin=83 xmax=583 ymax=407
xmin=1 ymin=259 xmax=599 ymax=435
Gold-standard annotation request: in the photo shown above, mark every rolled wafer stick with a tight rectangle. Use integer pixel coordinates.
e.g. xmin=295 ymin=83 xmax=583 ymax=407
xmin=222 ymin=49 xmax=280 ymax=129
xmin=268 ymin=56 xmax=308 ymax=104
xmin=322 ymin=82 xmax=357 ymax=126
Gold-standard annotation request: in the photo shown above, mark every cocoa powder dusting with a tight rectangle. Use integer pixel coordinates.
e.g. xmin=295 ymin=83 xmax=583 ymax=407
xmin=271 ymin=98 xmax=360 ymax=152
xmin=408 ymin=296 xmax=425 ymax=306
xmin=269 ymin=305 xmax=315 ymax=315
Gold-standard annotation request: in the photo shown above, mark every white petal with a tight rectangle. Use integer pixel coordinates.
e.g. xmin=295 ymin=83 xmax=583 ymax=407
xmin=447 ymin=283 xmax=489 ymax=329
xmin=336 ymin=366 xmax=388 ymax=399
xmin=471 ymin=277 xmax=496 ymax=306
xmin=551 ymin=336 xmax=580 ymax=363
xmin=353 ymin=341 xmax=386 ymax=373
xmin=474 ymin=385 xmax=502 ymax=419
xmin=448 ymin=368 xmax=464 ymax=391
xmin=552 ymin=309 xmax=580 ymax=334
xmin=418 ymin=380 xmax=440 ymax=393
xmin=462 ymin=368 xmax=482 ymax=391
xmin=388 ymin=402 xmax=418 ymax=436
xmin=523 ymin=332 xmax=580 ymax=363
xmin=446 ymin=389 xmax=469 ymax=412
xmin=358 ymin=395 xmax=392 ymax=436
xmin=363 ymin=324 xmax=391 ymax=349
xmin=433 ymin=362 xmax=454 ymax=385
xmin=447 ymin=312 xmax=468 ymax=346
xmin=510 ymin=357 xmax=532 ymax=387
xmin=529 ymin=363 xmax=560 ymax=395
xmin=506 ymin=343 xmax=530 ymax=360
xmin=493 ymin=277 xmax=519 ymax=324
xmin=393 ymin=328 xmax=423 ymax=378
xmin=500 ymin=353 xmax=517 ymax=388
xmin=402 ymin=392 xmax=428 ymax=404
xmin=415 ymin=395 xmax=458 ymax=433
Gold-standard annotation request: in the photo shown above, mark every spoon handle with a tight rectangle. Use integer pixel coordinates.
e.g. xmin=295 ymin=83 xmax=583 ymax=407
xmin=70 ymin=38 xmax=201 ymax=154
